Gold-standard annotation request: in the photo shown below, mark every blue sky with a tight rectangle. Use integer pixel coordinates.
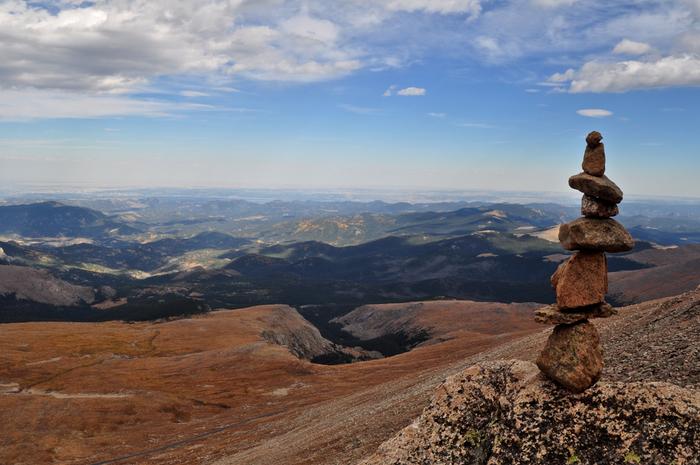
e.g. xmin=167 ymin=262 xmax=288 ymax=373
xmin=0 ymin=0 xmax=699 ymax=197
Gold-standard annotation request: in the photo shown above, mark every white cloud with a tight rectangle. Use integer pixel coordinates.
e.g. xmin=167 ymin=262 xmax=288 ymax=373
xmin=532 ymin=0 xmax=578 ymax=8
xmin=427 ymin=112 xmax=446 ymax=117
xmin=551 ymin=54 xmax=700 ymax=92
xmin=613 ymin=39 xmax=652 ymax=55
xmin=577 ymin=108 xmax=613 ymax=118
xmin=180 ymin=91 xmax=210 ymax=98
xmin=386 ymin=0 xmax=482 ymax=16
xmin=383 ymin=85 xmax=426 ymax=96
xmin=396 ymin=86 xmax=427 ymax=96
xmin=0 ymin=89 xmax=174 ymax=121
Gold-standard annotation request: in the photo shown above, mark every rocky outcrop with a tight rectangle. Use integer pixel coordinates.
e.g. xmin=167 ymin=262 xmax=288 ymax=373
xmin=259 ymin=306 xmax=343 ymax=360
xmin=360 ymin=360 xmax=700 ymax=465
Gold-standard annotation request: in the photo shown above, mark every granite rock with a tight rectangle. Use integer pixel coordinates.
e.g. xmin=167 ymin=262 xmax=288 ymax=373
xmin=551 ymin=251 xmax=608 ymax=309
xmin=569 ymin=173 xmax=623 ymax=204
xmin=559 ymin=217 xmax=634 ymax=253
xmin=581 ymin=194 xmax=619 ymax=218
xmin=360 ymin=360 xmax=700 ymax=465
xmin=536 ymin=320 xmax=603 ymax=392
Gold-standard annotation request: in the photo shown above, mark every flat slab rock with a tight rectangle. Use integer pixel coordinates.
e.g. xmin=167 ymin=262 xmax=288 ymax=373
xmin=551 ymin=251 xmax=608 ymax=309
xmin=569 ymin=172 xmax=623 ymax=204
xmin=559 ymin=217 xmax=634 ymax=253
xmin=535 ymin=302 xmax=616 ymax=325
xmin=359 ymin=360 xmax=700 ymax=465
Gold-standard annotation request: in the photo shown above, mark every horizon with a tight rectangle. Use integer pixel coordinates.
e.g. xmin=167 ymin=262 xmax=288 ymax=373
xmin=1 ymin=1 xmax=699 ymax=197
xmin=3 ymin=184 xmax=700 ymax=206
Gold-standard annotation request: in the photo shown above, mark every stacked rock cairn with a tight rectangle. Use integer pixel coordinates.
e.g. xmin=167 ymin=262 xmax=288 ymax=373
xmin=535 ymin=131 xmax=634 ymax=393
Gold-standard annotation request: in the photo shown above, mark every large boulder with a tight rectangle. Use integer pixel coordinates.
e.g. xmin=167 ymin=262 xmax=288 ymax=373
xmin=360 ymin=360 xmax=700 ymax=465
xmin=559 ymin=217 xmax=634 ymax=253
xmin=569 ymin=173 xmax=623 ymax=204
xmin=536 ymin=320 xmax=603 ymax=392
xmin=551 ymin=251 xmax=608 ymax=309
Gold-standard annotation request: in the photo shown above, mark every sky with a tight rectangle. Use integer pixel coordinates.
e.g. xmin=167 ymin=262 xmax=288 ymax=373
xmin=0 ymin=0 xmax=699 ymax=197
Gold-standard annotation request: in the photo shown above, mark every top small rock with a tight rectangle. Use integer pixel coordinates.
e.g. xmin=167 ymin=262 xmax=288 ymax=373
xmin=586 ymin=131 xmax=603 ymax=146
xmin=583 ymin=131 xmax=605 ymax=176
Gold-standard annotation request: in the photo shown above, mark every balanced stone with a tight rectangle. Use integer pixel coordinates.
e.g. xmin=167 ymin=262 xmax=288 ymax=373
xmin=535 ymin=303 xmax=616 ymax=325
xmin=559 ymin=217 xmax=634 ymax=253
xmin=585 ymin=131 xmax=603 ymax=146
xmin=582 ymin=131 xmax=606 ymax=176
xmin=569 ymin=173 xmax=623 ymax=204
xmin=551 ymin=251 xmax=607 ymax=309
xmin=582 ymin=194 xmax=619 ymax=218
xmin=536 ymin=320 xmax=603 ymax=393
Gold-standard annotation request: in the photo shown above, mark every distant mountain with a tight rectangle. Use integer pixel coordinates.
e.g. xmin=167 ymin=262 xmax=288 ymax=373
xmin=0 ymin=264 xmax=95 ymax=307
xmin=609 ymin=244 xmax=700 ymax=304
xmin=0 ymin=202 xmax=139 ymax=238
xmin=143 ymin=231 xmax=250 ymax=254
xmin=255 ymin=204 xmax=565 ymax=246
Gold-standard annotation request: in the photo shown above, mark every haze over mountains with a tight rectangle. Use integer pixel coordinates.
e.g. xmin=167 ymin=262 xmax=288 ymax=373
xmin=0 ymin=191 xmax=696 ymax=322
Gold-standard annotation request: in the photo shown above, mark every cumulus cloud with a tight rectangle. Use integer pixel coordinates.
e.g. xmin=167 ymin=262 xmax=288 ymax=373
xmin=551 ymin=54 xmax=700 ymax=92
xmin=577 ymin=108 xmax=613 ymax=118
xmin=613 ymin=39 xmax=652 ymax=55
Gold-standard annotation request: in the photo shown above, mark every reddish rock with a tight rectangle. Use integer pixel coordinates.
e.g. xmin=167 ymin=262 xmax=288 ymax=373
xmin=583 ymin=144 xmax=606 ymax=176
xmin=536 ymin=321 xmax=603 ymax=393
xmin=581 ymin=194 xmax=618 ymax=218
xmin=585 ymin=130 xmax=603 ymax=146
xmin=569 ymin=173 xmax=623 ymax=204
xmin=550 ymin=251 xmax=607 ymax=309
xmin=535 ymin=303 xmax=616 ymax=325
xmin=559 ymin=217 xmax=634 ymax=253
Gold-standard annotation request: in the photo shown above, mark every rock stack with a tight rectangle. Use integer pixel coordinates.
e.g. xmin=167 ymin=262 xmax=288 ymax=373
xmin=535 ymin=131 xmax=634 ymax=393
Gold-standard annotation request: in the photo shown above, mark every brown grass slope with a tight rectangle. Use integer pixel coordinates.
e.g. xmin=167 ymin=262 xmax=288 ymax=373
xmin=0 ymin=288 xmax=697 ymax=465
xmin=0 ymin=300 xmax=540 ymax=465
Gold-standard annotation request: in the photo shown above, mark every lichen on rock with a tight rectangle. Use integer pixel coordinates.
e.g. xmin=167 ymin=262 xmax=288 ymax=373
xmin=360 ymin=361 xmax=700 ymax=465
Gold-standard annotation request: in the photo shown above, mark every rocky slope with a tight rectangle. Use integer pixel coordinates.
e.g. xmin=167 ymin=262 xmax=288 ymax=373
xmin=360 ymin=360 xmax=698 ymax=465
xmin=0 ymin=264 xmax=95 ymax=306
xmin=361 ymin=287 xmax=700 ymax=465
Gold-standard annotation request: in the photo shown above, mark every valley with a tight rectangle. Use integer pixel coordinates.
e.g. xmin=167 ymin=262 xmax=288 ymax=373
xmin=0 ymin=192 xmax=698 ymax=464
